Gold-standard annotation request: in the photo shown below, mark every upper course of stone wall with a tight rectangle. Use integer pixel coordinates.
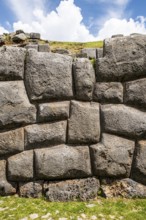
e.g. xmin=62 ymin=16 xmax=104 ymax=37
xmin=1 ymin=33 xmax=146 ymax=201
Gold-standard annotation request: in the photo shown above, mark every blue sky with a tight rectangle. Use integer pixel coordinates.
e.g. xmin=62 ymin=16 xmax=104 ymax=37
xmin=0 ymin=0 xmax=146 ymax=41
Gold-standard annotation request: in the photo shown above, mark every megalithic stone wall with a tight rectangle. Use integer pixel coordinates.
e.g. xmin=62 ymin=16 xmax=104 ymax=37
xmin=1 ymin=34 xmax=146 ymax=201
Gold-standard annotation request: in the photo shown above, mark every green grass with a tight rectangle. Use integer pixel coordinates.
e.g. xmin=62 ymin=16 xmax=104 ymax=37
xmin=0 ymin=196 xmax=146 ymax=220
xmin=48 ymin=41 xmax=103 ymax=54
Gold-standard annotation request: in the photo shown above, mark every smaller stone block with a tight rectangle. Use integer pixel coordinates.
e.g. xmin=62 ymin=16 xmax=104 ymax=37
xmin=90 ymin=133 xmax=135 ymax=177
xmin=0 ymin=160 xmax=16 ymax=196
xmin=38 ymin=44 xmax=50 ymax=52
xmin=25 ymin=44 xmax=38 ymax=51
xmin=35 ymin=145 xmax=92 ymax=180
xmin=124 ymin=78 xmax=146 ymax=108
xmin=101 ymin=104 xmax=146 ymax=138
xmin=0 ymin=46 xmax=26 ymax=80
xmin=8 ymin=150 xmax=33 ymax=181
xmin=96 ymin=48 xmax=103 ymax=58
xmin=29 ymin=33 xmax=40 ymax=39
xmin=101 ymin=178 xmax=146 ymax=198
xmin=81 ymin=48 xmax=96 ymax=59
xmin=132 ymin=140 xmax=146 ymax=185
xmin=38 ymin=102 xmax=70 ymax=122
xmin=93 ymin=82 xmax=123 ymax=103
xmin=68 ymin=101 xmax=100 ymax=144
xmin=44 ymin=177 xmax=100 ymax=201
xmin=0 ymin=128 xmax=24 ymax=156
xmin=73 ymin=58 xmax=95 ymax=101
xmin=25 ymin=121 xmax=67 ymax=149
xmin=19 ymin=181 xmax=43 ymax=198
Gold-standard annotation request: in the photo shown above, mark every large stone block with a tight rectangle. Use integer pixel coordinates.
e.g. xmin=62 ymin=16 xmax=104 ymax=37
xmin=0 ymin=128 xmax=24 ymax=156
xmin=35 ymin=145 xmax=91 ymax=180
xmin=124 ymin=78 xmax=146 ymax=108
xmin=132 ymin=140 xmax=146 ymax=185
xmin=0 ymin=81 xmax=36 ymax=129
xmin=90 ymin=133 xmax=134 ymax=177
xmin=19 ymin=181 xmax=43 ymax=198
xmin=25 ymin=50 xmax=73 ymax=101
xmin=8 ymin=150 xmax=33 ymax=181
xmin=73 ymin=58 xmax=95 ymax=101
xmin=93 ymin=82 xmax=123 ymax=103
xmin=25 ymin=121 xmax=67 ymax=149
xmin=44 ymin=177 xmax=100 ymax=201
xmin=101 ymin=104 xmax=146 ymax=138
xmin=0 ymin=160 xmax=16 ymax=196
xmin=0 ymin=46 xmax=26 ymax=80
xmin=38 ymin=102 xmax=70 ymax=122
xmin=68 ymin=101 xmax=100 ymax=144
xmin=101 ymin=178 xmax=146 ymax=198
xmin=80 ymin=48 xmax=96 ymax=59
xmin=97 ymin=35 xmax=146 ymax=81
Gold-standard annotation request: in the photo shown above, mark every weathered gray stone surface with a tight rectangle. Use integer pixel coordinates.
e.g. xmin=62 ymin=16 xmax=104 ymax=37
xmin=101 ymin=104 xmax=146 ymax=137
xmin=25 ymin=44 xmax=38 ymax=51
xmin=81 ymin=48 xmax=96 ymax=59
xmin=25 ymin=121 xmax=67 ymax=149
xmin=68 ymin=101 xmax=100 ymax=144
xmin=25 ymin=50 xmax=73 ymax=101
xmin=96 ymin=48 xmax=103 ymax=58
xmin=38 ymin=102 xmax=70 ymax=122
xmin=124 ymin=78 xmax=146 ymax=108
xmin=73 ymin=58 xmax=95 ymax=101
xmin=8 ymin=150 xmax=33 ymax=181
xmin=90 ymin=133 xmax=134 ymax=177
xmin=0 ymin=160 xmax=16 ymax=196
xmin=0 ymin=128 xmax=24 ymax=156
xmin=0 ymin=46 xmax=26 ymax=80
xmin=38 ymin=44 xmax=50 ymax=52
xmin=12 ymin=33 xmax=27 ymax=43
xmin=132 ymin=140 xmax=146 ymax=185
xmin=101 ymin=178 xmax=146 ymax=198
xmin=44 ymin=177 xmax=100 ymax=201
xmin=97 ymin=35 xmax=146 ymax=81
xmin=35 ymin=145 xmax=91 ymax=180
xmin=29 ymin=33 xmax=40 ymax=39
xmin=93 ymin=82 xmax=123 ymax=103
xmin=0 ymin=81 xmax=36 ymax=129
xmin=19 ymin=181 xmax=43 ymax=198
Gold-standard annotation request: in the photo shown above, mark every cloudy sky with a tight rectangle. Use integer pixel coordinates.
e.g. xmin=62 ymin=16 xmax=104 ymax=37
xmin=0 ymin=0 xmax=146 ymax=41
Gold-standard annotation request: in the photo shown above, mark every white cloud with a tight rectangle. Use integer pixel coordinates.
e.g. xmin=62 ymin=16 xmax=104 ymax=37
xmin=12 ymin=0 xmax=96 ymax=42
xmin=0 ymin=26 xmax=8 ymax=35
xmin=97 ymin=16 xmax=146 ymax=40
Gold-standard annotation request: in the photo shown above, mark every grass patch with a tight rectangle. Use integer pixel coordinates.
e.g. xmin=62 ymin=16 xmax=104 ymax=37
xmin=0 ymin=196 xmax=146 ymax=220
xmin=49 ymin=41 xmax=103 ymax=54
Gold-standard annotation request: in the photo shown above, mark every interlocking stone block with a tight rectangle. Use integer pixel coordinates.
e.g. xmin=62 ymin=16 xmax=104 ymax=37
xmin=0 ymin=128 xmax=24 ymax=156
xmin=0 ymin=160 xmax=16 ymax=196
xmin=97 ymin=35 xmax=146 ymax=81
xmin=0 ymin=81 xmax=36 ymax=129
xmin=101 ymin=104 xmax=146 ymax=138
xmin=0 ymin=46 xmax=26 ymax=80
xmin=68 ymin=101 xmax=100 ymax=144
xmin=93 ymin=82 xmax=123 ymax=103
xmin=44 ymin=177 xmax=100 ymax=201
xmin=101 ymin=178 xmax=146 ymax=198
xmin=25 ymin=121 xmax=67 ymax=149
xmin=132 ymin=140 xmax=146 ymax=185
xmin=73 ymin=58 xmax=95 ymax=101
xmin=124 ymin=78 xmax=146 ymax=108
xmin=8 ymin=150 xmax=33 ymax=181
xmin=38 ymin=102 xmax=70 ymax=122
xmin=19 ymin=181 xmax=43 ymax=198
xmin=35 ymin=145 xmax=92 ymax=180
xmin=25 ymin=50 xmax=73 ymax=101
xmin=90 ymin=133 xmax=135 ymax=177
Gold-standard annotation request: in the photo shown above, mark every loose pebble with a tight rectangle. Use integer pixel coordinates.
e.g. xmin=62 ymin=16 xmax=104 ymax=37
xmin=86 ymin=204 xmax=96 ymax=208
xmin=41 ymin=213 xmax=51 ymax=218
xmin=29 ymin=213 xmax=39 ymax=219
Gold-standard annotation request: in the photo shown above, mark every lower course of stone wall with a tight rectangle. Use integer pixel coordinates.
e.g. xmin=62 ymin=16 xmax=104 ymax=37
xmin=1 ymin=34 xmax=146 ymax=201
